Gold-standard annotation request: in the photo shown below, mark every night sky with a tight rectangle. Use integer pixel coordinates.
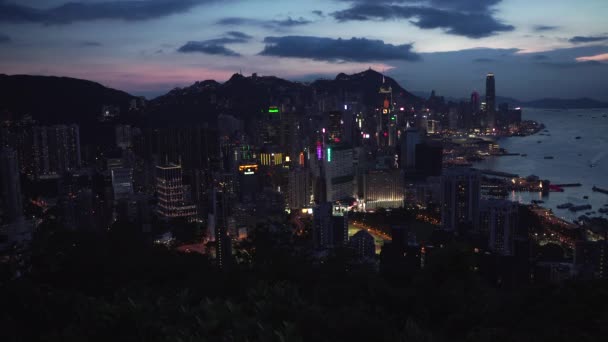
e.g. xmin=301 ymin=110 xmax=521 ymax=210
xmin=0 ymin=0 xmax=607 ymax=100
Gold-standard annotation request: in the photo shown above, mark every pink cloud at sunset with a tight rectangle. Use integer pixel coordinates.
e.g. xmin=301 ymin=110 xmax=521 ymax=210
xmin=576 ymin=53 xmax=608 ymax=62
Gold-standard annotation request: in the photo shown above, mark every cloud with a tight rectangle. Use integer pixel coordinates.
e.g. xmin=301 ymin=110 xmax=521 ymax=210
xmin=217 ymin=16 xmax=312 ymax=29
xmin=0 ymin=0 xmax=218 ymax=24
xmin=79 ymin=41 xmax=102 ymax=47
xmin=533 ymin=25 xmax=558 ymax=32
xmin=531 ymin=54 xmax=549 ymax=60
xmin=538 ymin=60 xmax=607 ymax=68
xmin=331 ymin=3 xmax=514 ymax=38
xmin=225 ymin=31 xmax=253 ymax=40
xmin=0 ymin=33 xmax=10 ymax=43
xmin=569 ymin=36 xmax=608 ymax=43
xmin=576 ymin=53 xmax=608 ymax=63
xmin=177 ymin=31 xmax=252 ymax=56
xmin=312 ymin=10 xmax=324 ymax=17
xmin=259 ymin=36 xmax=420 ymax=62
xmin=473 ymin=58 xmax=494 ymax=63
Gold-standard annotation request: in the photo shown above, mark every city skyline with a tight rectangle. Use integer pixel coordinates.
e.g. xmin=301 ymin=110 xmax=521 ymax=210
xmin=0 ymin=0 xmax=607 ymax=100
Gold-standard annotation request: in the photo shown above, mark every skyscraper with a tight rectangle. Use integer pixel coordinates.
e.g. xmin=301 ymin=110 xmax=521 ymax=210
xmin=440 ymin=168 xmax=481 ymax=232
xmin=313 ymin=202 xmax=348 ymax=250
xmin=479 ymin=199 xmax=519 ymax=256
xmin=209 ymin=186 xmax=232 ymax=268
xmin=401 ymin=123 xmax=421 ymax=170
xmin=0 ymin=148 xmax=23 ymax=223
xmin=349 ymin=230 xmax=375 ymax=258
xmin=155 ymin=164 xmax=197 ymax=219
xmin=32 ymin=125 xmax=81 ymax=178
xmin=485 ymin=73 xmax=496 ymax=114
xmin=323 ymin=143 xmax=354 ymax=202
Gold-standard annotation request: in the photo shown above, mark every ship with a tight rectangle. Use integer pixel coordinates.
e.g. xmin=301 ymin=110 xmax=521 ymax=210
xmin=544 ymin=156 xmax=554 ymax=159
xmin=575 ymin=136 xmax=581 ymax=139
xmin=592 ymin=186 xmax=608 ymax=195
xmin=557 ymin=203 xmax=574 ymax=209
xmin=569 ymin=204 xmax=592 ymax=212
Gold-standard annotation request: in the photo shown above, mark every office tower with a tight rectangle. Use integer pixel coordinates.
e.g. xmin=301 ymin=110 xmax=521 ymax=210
xmin=440 ymin=168 xmax=481 ymax=232
xmin=415 ymin=142 xmax=443 ymax=177
xmin=377 ymin=77 xmax=393 ymax=148
xmin=323 ymin=143 xmax=354 ymax=202
xmin=0 ymin=148 xmax=23 ymax=223
xmin=401 ymin=123 xmax=421 ymax=170
xmin=575 ymin=240 xmax=608 ymax=279
xmin=209 ymin=186 xmax=232 ymax=268
xmin=156 ymin=164 xmax=197 ymax=219
xmin=470 ymin=91 xmax=480 ymax=113
xmin=485 ymin=73 xmax=496 ymax=113
xmin=349 ymin=230 xmax=375 ymax=258
xmin=31 ymin=125 xmax=81 ymax=178
xmin=237 ymin=163 xmax=260 ymax=203
xmin=363 ymin=169 xmax=404 ymax=210
xmin=479 ymin=199 xmax=519 ymax=256
xmin=288 ymin=167 xmax=311 ymax=210
xmin=111 ymin=167 xmax=134 ymax=201
xmin=313 ymin=202 xmax=348 ymax=249
xmin=327 ymin=110 xmax=342 ymax=143
xmin=115 ymin=124 xmax=133 ymax=150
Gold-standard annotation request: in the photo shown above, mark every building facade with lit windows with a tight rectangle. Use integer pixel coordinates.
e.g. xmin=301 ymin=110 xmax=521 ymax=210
xmin=323 ymin=143 xmax=355 ymax=202
xmin=479 ymin=199 xmax=519 ymax=256
xmin=440 ymin=168 xmax=481 ymax=232
xmin=155 ymin=164 xmax=197 ymax=219
xmin=363 ymin=169 xmax=404 ymax=210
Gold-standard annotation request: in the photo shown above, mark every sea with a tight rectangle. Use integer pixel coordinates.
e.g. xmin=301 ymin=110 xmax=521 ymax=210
xmin=473 ymin=108 xmax=608 ymax=222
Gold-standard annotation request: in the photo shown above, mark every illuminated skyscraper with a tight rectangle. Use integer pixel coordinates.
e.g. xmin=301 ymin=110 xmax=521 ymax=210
xmin=209 ymin=186 xmax=232 ymax=268
xmin=32 ymin=124 xmax=81 ymax=178
xmin=479 ymin=199 xmax=519 ymax=256
xmin=313 ymin=202 xmax=348 ymax=250
xmin=156 ymin=164 xmax=197 ymax=219
xmin=485 ymin=73 xmax=496 ymax=114
xmin=440 ymin=168 xmax=481 ymax=232
xmin=0 ymin=148 xmax=23 ymax=223
xmin=377 ymin=76 xmax=393 ymax=148
xmin=323 ymin=143 xmax=354 ymax=202
xmin=401 ymin=123 xmax=421 ymax=170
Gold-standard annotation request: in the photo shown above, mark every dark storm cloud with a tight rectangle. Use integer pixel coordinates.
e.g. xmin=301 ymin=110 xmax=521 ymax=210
xmin=533 ymin=25 xmax=559 ymax=32
xmin=217 ymin=16 xmax=312 ymax=29
xmin=177 ymin=32 xmax=252 ymax=56
xmin=337 ymin=0 xmax=501 ymax=13
xmin=0 ymin=0 xmax=217 ymax=24
xmin=178 ymin=42 xmax=240 ymax=56
xmin=259 ymin=36 xmax=420 ymax=62
xmin=331 ymin=1 xmax=514 ymax=38
xmin=569 ymin=36 xmax=608 ymax=43
xmin=0 ymin=33 xmax=10 ymax=43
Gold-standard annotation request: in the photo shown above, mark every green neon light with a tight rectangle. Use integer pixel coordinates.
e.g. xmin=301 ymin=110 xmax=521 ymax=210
xmin=268 ymin=108 xmax=279 ymax=113
xmin=327 ymin=148 xmax=332 ymax=162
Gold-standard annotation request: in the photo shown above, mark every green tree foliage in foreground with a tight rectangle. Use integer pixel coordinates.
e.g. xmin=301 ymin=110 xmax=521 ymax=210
xmin=1 ymin=222 xmax=607 ymax=342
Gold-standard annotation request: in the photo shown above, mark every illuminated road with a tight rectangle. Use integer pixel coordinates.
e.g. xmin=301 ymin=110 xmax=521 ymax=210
xmin=349 ymin=221 xmax=392 ymax=254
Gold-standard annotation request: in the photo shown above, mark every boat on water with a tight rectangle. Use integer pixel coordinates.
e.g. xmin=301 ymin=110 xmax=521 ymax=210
xmin=570 ymin=204 xmax=592 ymax=212
xmin=575 ymin=136 xmax=581 ymax=139
xmin=557 ymin=203 xmax=574 ymax=209
xmin=544 ymin=156 xmax=554 ymax=159
xmin=531 ymin=200 xmax=544 ymax=204
xmin=593 ymin=186 xmax=608 ymax=194
xmin=583 ymin=196 xmax=589 ymax=199
xmin=521 ymin=154 xmax=527 ymax=157
xmin=537 ymin=141 xmax=542 ymax=143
